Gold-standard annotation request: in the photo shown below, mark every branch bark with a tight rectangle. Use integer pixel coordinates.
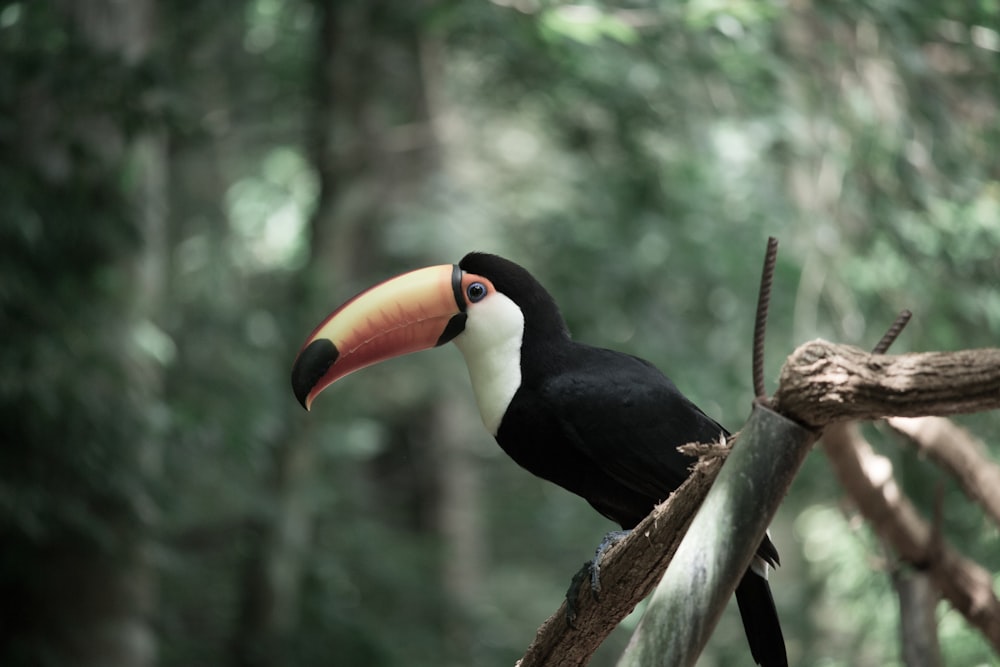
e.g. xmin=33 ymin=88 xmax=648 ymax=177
xmin=773 ymin=341 xmax=1000 ymax=429
xmin=887 ymin=416 xmax=1000 ymax=527
xmin=822 ymin=423 xmax=1000 ymax=652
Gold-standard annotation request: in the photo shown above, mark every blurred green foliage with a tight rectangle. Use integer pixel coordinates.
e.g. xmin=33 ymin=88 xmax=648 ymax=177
xmin=2 ymin=0 xmax=999 ymax=666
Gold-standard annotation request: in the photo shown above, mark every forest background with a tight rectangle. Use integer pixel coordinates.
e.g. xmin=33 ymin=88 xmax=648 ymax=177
xmin=3 ymin=1 xmax=1000 ymax=666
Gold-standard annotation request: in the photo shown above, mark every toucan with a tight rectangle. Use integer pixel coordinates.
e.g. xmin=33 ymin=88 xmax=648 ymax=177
xmin=291 ymin=252 xmax=787 ymax=666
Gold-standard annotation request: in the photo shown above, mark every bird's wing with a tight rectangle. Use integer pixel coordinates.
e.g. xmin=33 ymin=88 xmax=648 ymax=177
xmin=537 ymin=346 xmax=726 ymax=504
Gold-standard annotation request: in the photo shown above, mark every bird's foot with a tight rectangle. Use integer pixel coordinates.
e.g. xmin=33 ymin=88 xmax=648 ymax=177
xmin=589 ymin=529 xmax=631 ymax=596
xmin=564 ymin=529 xmax=632 ymax=627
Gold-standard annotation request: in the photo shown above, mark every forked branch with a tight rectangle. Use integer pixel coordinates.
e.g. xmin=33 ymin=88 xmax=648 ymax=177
xmin=822 ymin=423 xmax=1000 ymax=652
xmin=887 ymin=416 xmax=1000 ymax=526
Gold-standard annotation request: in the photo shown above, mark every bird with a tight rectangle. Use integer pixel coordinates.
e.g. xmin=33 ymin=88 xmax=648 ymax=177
xmin=291 ymin=252 xmax=787 ymax=666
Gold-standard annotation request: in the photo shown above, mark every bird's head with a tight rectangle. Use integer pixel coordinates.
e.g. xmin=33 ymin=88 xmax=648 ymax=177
xmin=291 ymin=253 xmax=566 ymax=413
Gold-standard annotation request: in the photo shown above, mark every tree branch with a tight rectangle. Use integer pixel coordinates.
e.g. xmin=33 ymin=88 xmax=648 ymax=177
xmin=773 ymin=341 xmax=1000 ymax=429
xmin=822 ymin=423 xmax=1000 ymax=652
xmin=887 ymin=416 xmax=1000 ymax=527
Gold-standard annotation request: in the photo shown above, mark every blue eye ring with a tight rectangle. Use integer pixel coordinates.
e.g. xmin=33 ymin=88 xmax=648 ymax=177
xmin=466 ymin=282 xmax=488 ymax=303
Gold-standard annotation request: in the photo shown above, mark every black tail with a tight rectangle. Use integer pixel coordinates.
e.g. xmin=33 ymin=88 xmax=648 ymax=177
xmin=735 ymin=569 xmax=787 ymax=667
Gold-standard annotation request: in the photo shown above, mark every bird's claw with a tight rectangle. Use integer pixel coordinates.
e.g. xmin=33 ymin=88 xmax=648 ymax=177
xmin=591 ymin=529 xmax=631 ymax=594
xmin=563 ymin=529 xmax=632 ymax=627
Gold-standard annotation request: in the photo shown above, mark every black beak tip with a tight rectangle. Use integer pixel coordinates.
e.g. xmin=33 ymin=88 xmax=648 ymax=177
xmin=291 ymin=338 xmax=339 ymax=410
xmin=292 ymin=385 xmax=311 ymax=411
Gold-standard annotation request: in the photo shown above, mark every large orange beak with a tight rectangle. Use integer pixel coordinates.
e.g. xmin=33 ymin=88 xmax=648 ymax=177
xmin=291 ymin=264 xmax=468 ymax=410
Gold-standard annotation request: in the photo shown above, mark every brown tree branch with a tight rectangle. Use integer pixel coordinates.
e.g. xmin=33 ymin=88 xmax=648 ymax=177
xmin=773 ymin=341 xmax=1000 ymax=429
xmin=887 ymin=416 xmax=1000 ymax=527
xmin=822 ymin=423 xmax=1000 ymax=652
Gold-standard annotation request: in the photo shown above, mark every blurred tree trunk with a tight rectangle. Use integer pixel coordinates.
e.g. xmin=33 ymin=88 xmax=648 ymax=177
xmin=428 ymin=394 xmax=486 ymax=665
xmin=893 ymin=569 xmax=942 ymax=667
xmin=0 ymin=2 xmax=167 ymax=666
xmin=58 ymin=4 xmax=167 ymax=667
xmin=229 ymin=2 xmax=446 ymax=666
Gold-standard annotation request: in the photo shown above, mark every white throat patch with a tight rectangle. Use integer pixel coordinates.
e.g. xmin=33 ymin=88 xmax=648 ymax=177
xmin=452 ymin=292 xmax=524 ymax=435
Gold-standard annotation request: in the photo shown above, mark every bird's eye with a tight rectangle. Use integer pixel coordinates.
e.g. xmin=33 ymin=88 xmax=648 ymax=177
xmin=466 ymin=282 xmax=488 ymax=303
